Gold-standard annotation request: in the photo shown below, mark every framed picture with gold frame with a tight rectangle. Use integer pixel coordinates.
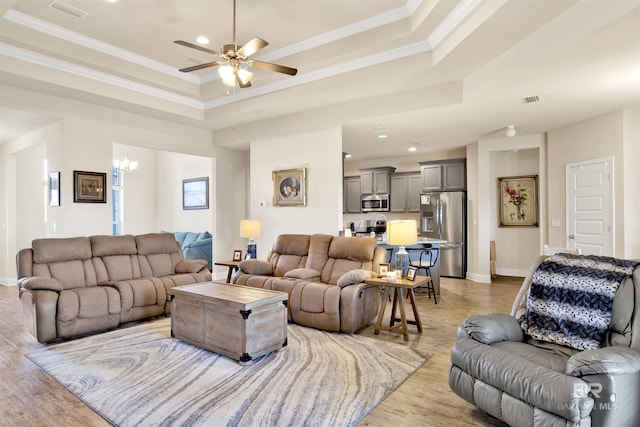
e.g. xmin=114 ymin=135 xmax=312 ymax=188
xmin=498 ymin=175 xmax=538 ymax=227
xmin=273 ymin=168 xmax=306 ymax=206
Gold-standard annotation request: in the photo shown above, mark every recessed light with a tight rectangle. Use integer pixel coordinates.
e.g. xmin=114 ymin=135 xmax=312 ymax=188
xmin=196 ymin=36 xmax=210 ymax=45
xmin=408 ymin=146 xmax=417 ymax=152
xmin=377 ymin=134 xmax=388 ymax=139
xmin=344 ymin=153 xmax=352 ymax=158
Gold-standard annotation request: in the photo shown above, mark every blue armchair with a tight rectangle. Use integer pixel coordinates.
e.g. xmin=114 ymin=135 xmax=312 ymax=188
xmin=171 ymin=231 xmax=213 ymax=270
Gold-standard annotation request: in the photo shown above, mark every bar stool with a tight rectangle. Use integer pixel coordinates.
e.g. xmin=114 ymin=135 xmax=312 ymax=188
xmin=408 ymin=244 xmax=438 ymax=304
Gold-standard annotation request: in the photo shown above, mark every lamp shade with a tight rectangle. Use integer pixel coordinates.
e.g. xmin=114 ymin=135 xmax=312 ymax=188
xmin=387 ymin=220 xmax=417 ymax=246
xmin=240 ymin=220 xmax=263 ymax=239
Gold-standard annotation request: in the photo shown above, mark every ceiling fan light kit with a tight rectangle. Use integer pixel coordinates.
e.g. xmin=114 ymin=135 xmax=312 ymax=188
xmin=505 ymin=125 xmax=516 ymax=138
xmin=174 ymin=0 xmax=297 ymax=88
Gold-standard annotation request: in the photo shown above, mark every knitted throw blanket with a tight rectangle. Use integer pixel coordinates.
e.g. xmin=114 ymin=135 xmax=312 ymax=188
xmin=520 ymin=253 xmax=639 ymax=350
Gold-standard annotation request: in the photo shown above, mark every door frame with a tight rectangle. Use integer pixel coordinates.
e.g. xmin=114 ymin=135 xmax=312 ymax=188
xmin=565 ymin=156 xmax=614 ymax=255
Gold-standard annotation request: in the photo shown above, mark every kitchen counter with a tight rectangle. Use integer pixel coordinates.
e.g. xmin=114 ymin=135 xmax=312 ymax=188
xmin=377 ymin=241 xmax=442 ymax=295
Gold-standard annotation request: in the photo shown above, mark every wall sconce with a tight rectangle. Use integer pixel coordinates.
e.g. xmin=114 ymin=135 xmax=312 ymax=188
xmin=240 ymin=219 xmax=263 ymax=259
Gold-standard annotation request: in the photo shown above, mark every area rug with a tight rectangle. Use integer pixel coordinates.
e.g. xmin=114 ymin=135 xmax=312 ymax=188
xmin=26 ymin=318 xmax=430 ymax=426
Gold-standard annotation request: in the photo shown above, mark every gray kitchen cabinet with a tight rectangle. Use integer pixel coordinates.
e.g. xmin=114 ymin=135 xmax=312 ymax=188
xmin=407 ymin=174 xmax=422 ymax=211
xmin=443 ymin=162 xmax=466 ymax=190
xmin=390 ymin=173 xmax=421 ymax=212
xmin=420 ymin=159 xmax=466 ymax=192
xmin=420 ymin=164 xmax=442 ymax=192
xmin=360 ymin=167 xmax=394 ymax=194
xmin=343 ymin=176 xmax=361 ymax=213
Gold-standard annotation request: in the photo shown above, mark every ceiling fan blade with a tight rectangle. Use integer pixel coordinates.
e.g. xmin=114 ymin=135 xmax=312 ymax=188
xmin=250 ymin=60 xmax=298 ymax=76
xmin=178 ymin=61 xmax=221 ymax=73
xmin=174 ymin=40 xmax=221 ymax=57
xmin=237 ymin=37 xmax=268 ymax=58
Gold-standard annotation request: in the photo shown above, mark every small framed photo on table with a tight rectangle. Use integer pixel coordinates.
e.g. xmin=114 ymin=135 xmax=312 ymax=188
xmin=378 ymin=263 xmax=390 ymax=277
xmin=244 ymin=252 xmax=252 ymax=260
xmin=406 ymin=266 xmax=418 ymax=281
xmin=233 ymin=250 xmax=242 ymax=261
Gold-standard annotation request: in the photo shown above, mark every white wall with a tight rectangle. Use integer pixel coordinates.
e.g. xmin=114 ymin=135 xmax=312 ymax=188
xmin=16 ymin=144 xmax=47 ymax=247
xmin=156 ymin=151 xmax=214 ymax=233
xmin=547 ymin=110 xmax=638 ymax=258
xmin=467 ymin=134 xmax=546 ymax=282
xmin=249 ymin=127 xmax=343 ymax=257
xmin=211 ymin=149 xmax=249 ymax=276
xmin=113 ymin=144 xmax=158 ymax=235
xmin=490 ymin=149 xmax=541 ymax=276
xmin=623 ymin=109 xmax=640 ymax=259
xmin=1 ymin=121 xmax=63 ymax=283
xmin=0 ymin=85 xmax=245 ymax=283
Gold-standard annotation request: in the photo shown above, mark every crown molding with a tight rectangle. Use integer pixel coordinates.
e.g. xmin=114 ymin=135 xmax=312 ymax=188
xmin=0 ymin=43 xmax=203 ymax=109
xmin=3 ymin=8 xmax=201 ymax=84
xmin=2 ymin=0 xmax=476 ymax=113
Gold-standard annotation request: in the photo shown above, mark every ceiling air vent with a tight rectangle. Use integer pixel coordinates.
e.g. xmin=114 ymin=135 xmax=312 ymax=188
xmin=522 ymin=95 xmax=540 ymax=104
xmin=48 ymin=0 xmax=88 ymax=19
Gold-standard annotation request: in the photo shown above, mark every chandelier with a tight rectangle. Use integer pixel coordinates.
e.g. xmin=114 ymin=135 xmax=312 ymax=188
xmin=114 ymin=152 xmax=138 ymax=173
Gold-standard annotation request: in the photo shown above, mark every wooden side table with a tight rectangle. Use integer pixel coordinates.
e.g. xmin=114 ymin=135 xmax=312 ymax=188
xmin=364 ymin=276 xmax=430 ymax=341
xmin=214 ymin=260 xmax=241 ymax=283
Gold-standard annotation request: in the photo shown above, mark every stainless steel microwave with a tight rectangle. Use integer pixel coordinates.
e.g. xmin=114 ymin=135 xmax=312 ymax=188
xmin=361 ymin=194 xmax=389 ymax=212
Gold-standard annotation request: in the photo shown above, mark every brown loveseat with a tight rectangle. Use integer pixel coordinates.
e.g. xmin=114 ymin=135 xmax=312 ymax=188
xmin=233 ymin=234 xmax=386 ymax=333
xmin=16 ymin=233 xmax=211 ymax=343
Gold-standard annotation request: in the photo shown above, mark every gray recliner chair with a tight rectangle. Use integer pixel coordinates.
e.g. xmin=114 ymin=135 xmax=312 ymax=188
xmin=449 ymin=254 xmax=640 ymax=427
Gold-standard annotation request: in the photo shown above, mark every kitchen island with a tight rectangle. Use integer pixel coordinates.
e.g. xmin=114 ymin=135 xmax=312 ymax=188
xmin=378 ymin=239 xmax=444 ymax=295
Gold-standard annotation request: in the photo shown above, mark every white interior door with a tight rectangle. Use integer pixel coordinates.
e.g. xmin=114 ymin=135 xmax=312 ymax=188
xmin=566 ymin=157 xmax=613 ymax=256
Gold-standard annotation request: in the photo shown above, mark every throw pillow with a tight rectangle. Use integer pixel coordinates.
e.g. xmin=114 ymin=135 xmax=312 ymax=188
xmin=337 ymin=269 xmax=377 ymax=288
xmin=175 ymin=259 xmax=208 ymax=273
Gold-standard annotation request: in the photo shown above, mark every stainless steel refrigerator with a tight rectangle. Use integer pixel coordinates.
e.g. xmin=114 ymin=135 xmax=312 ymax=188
xmin=419 ymin=191 xmax=466 ymax=278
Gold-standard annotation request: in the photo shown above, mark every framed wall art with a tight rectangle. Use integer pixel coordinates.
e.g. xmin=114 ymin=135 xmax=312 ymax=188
xmin=498 ymin=175 xmax=538 ymax=227
xmin=273 ymin=168 xmax=306 ymax=206
xmin=183 ymin=177 xmax=209 ymax=210
xmin=48 ymin=171 xmax=60 ymax=207
xmin=73 ymin=171 xmax=106 ymax=203
xmin=233 ymin=250 xmax=242 ymax=261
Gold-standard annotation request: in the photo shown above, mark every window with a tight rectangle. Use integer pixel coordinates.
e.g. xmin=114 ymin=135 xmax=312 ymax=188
xmin=112 ymin=167 xmax=123 ymax=235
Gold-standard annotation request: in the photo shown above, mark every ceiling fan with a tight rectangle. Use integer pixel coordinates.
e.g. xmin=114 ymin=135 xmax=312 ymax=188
xmin=174 ymin=0 xmax=297 ymax=88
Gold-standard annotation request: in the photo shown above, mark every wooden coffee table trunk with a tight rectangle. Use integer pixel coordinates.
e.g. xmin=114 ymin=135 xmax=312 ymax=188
xmin=170 ymin=282 xmax=288 ymax=364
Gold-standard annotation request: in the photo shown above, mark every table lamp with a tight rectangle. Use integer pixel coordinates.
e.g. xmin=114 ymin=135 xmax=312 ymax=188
xmin=240 ymin=220 xmax=262 ymax=259
xmin=387 ymin=220 xmax=417 ymax=276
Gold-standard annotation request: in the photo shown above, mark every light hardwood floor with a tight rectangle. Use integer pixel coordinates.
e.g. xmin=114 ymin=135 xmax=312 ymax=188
xmin=0 ymin=277 xmax=521 ymax=426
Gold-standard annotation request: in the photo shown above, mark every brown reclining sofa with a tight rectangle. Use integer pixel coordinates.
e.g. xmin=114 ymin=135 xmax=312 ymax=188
xmin=16 ymin=233 xmax=211 ymax=343
xmin=233 ymin=234 xmax=386 ymax=333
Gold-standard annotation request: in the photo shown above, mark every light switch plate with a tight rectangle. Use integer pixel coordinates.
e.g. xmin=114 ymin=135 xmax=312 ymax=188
xmin=551 ymin=219 xmax=561 ymax=227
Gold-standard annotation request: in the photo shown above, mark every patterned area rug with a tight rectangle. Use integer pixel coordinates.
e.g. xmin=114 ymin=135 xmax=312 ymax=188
xmin=27 ymin=318 xmax=430 ymax=426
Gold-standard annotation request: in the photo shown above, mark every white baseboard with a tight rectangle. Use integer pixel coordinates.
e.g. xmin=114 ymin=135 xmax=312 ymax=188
xmin=496 ymin=268 xmax=528 ymax=277
xmin=212 ymin=272 xmax=228 ymax=282
xmin=465 ymin=272 xmax=491 ymax=283
xmin=0 ymin=276 xmax=17 ymax=286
